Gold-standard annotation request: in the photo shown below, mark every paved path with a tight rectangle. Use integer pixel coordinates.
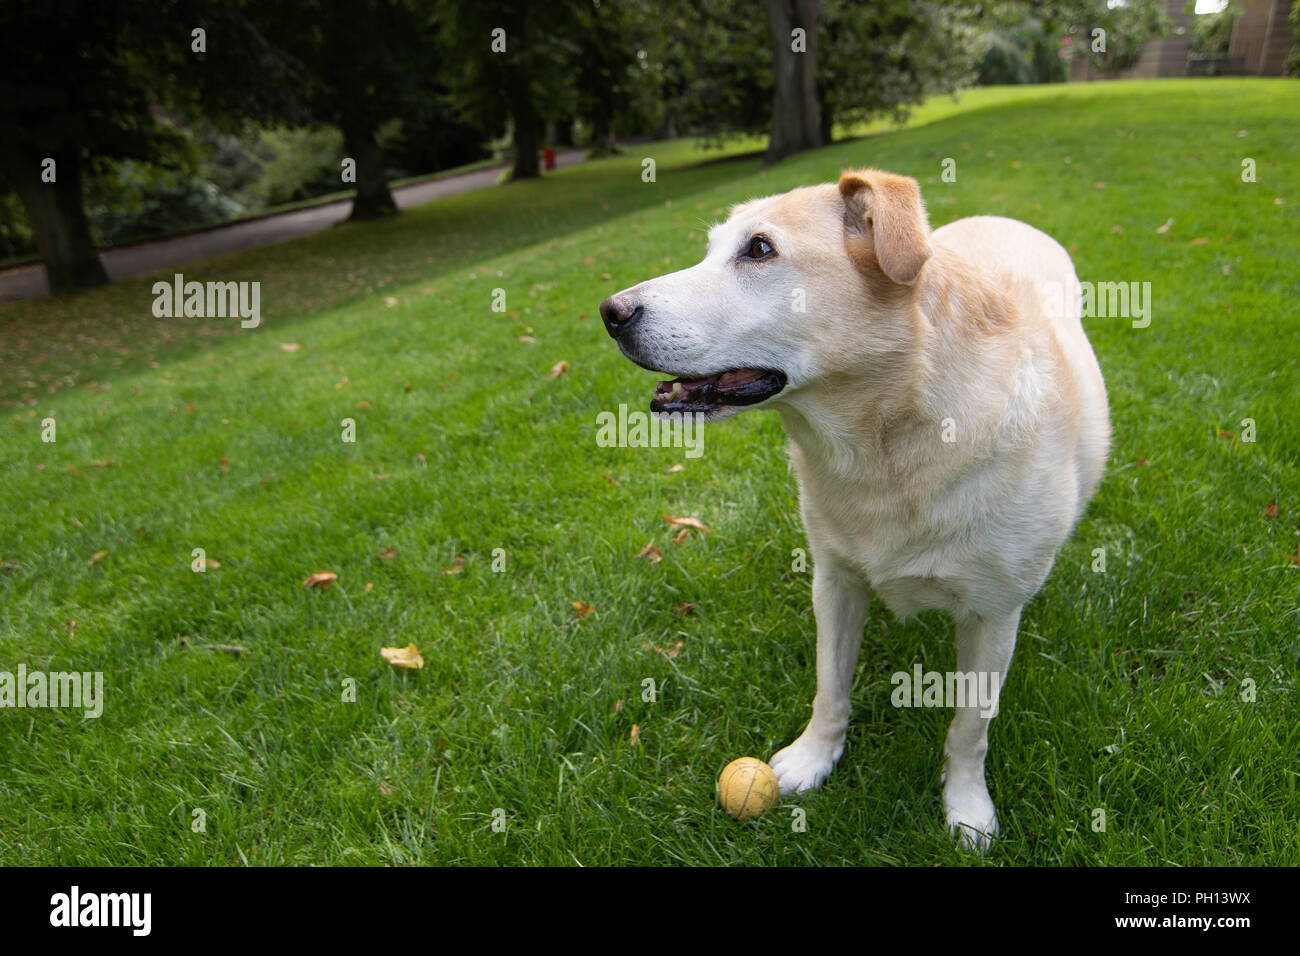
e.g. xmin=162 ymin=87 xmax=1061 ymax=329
xmin=0 ymin=148 xmax=587 ymax=304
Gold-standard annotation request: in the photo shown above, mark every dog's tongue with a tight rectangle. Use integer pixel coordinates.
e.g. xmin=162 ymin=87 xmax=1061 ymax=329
xmin=715 ymin=369 xmax=765 ymax=389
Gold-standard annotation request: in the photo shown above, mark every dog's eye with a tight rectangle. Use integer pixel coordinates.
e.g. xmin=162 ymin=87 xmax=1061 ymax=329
xmin=742 ymin=236 xmax=776 ymax=260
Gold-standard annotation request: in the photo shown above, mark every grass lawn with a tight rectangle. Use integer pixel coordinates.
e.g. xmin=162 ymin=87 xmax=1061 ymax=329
xmin=1 ymin=79 xmax=1297 ymax=866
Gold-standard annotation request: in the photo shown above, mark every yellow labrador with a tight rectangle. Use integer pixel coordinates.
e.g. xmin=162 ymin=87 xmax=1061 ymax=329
xmin=600 ymin=169 xmax=1109 ymax=849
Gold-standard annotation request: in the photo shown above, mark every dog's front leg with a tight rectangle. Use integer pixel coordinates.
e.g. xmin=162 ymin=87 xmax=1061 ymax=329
xmin=770 ymin=559 xmax=870 ymax=795
xmin=942 ymin=607 xmax=1022 ymax=852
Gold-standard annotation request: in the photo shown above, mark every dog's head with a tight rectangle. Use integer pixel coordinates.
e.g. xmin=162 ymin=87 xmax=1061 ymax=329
xmin=600 ymin=168 xmax=933 ymax=421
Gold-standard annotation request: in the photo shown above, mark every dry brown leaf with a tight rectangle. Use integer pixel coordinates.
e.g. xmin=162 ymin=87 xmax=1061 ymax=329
xmin=219 ymin=457 xmax=230 ymax=472
xmin=1155 ymin=217 xmax=1174 ymax=234
xmin=302 ymin=570 xmax=338 ymax=588
xmin=280 ymin=342 xmax=301 ymax=352
xmin=672 ymin=527 xmax=690 ymax=545
xmin=443 ymin=556 xmax=466 ymax=574
xmin=365 ymin=581 xmax=375 ymax=593
xmin=204 ymin=559 xmax=221 ymax=570
xmin=518 ymin=335 xmax=537 ymax=344
xmin=377 ymin=547 xmax=398 ymax=559
xmin=573 ymin=601 xmax=595 ymax=618
xmin=355 ymin=400 xmax=371 ymax=410
xmin=637 ymin=542 xmax=663 ymax=564
xmin=1263 ymin=502 xmax=1279 ymax=519
xmin=88 ymin=550 xmax=108 ymax=566
xmin=614 ymin=699 xmax=624 ymax=714
xmin=668 ymin=464 xmax=684 ymax=473
xmin=629 ymin=724 xmax=640 ymax=746
xmin=380 ymin=642 xmax=424 ymax=669
xmin=1189 ymin=237 xmax=1209 ymax=246
xmin=675 ymin=602 xmax=696 ymax=616
xmin=550 ymin=359 xmax=569 ymax=379
xmin=664 ymin=514 xmax=711 ymax=534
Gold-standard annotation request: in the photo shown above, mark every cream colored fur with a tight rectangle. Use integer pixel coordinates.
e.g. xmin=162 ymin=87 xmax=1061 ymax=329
xmin=603 ymin=169 xmax=1110 ymax=850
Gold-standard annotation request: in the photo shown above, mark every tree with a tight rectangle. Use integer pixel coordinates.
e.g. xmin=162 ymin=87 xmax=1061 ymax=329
xmin=249 ymin=0 xmax=429 ymax=221
xmin=765 ymin=0 xmax=822 ymax=164
xmin=0 ymin=0 xmax=298 ymax=293
xmin=437 ymin=0 xmax=577 ymax=181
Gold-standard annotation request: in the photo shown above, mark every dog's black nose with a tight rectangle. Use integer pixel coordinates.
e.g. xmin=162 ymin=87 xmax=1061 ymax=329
xmin=600 ymin=295 xmax=642 ymax=338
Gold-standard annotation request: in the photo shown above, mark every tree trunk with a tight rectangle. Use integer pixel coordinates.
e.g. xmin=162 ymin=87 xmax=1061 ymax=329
xmin=590 ymin=108 xmax=619 ymax=156
xmin=0 ymin=141 xmax=108 ymax=294
xmin=342 ymin=123 xmax=397 ymax=222
xmin=507 ymin=74 xmax=541 ymax=180
xmin=765 ymin=0 xmax=822 ymax=165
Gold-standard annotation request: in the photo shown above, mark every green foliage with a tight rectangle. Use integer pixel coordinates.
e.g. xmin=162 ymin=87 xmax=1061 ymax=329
xmin=0 ymin=190 xmax=33 ymax=259
xmin=82 ymin=160 xmax=243 ymax=246
xmin=1291 ymin=0 xmax=1300 ymax=75
xmin=239 ymin=127 xmax=346 ymax=209
xmin=1190 ymin=1 xmax=1242 ymax=58
xmin=1059 ymin=0 xmax=1170 ymax=73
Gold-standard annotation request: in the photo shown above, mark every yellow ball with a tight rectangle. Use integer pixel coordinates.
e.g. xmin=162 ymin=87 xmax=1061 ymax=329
xmin=717 ymin=757 xmax=780 ymax=821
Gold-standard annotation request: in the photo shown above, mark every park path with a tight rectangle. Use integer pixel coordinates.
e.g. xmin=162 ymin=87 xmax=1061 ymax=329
xmin=0 ymin=148 xmax=587 ymax=304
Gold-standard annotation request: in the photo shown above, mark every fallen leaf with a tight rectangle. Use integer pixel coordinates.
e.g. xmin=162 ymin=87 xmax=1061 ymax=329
xmin=377 ymin=547 xmax=398 ymax=559
xmin=668 ymin=464 xmax=684 ymax=473
xmin=629 ymin=724 xmax=640 ymax=746
xmin=550 ymin=359 xmax=569 ymax=379
xmin=1189 ymin=237 xmax=1209 ymax=246
xmin=381 ymin=642 xmax=424 ymax=669
xmin=1111 ymin=225 xmax=1125 ymax=235
xmin=443 ymin=556 xmax=466 ymax=574
xmin=672 ymin=527 xmax=690 ymax=545
xmin=675 ymin=602 xmax=696 ymax=615
xmin=664 ymin=514 xmax=711 ymax=534
xmin=280 ymin=343 xmax=301 ymax=352
xmin=1092 ymin=181 xmax=1107 ymax=190
xmin=518 ymin=335 xmax=537 ymax=344
xmin=365 ymin=582 xmax=375 ymax=593
xmin=1155 ymin=218 xmax=1174 ymax=234
xmin=614 ymin=699 xmax=624 ymax=714
xmin=355 ymin=400 xmax=371 ymax=410
xmin=384 ymin=296 xmax=400 ymax=307
xmin=219 ymin=457 xmax=230 ymax=472
xmin=637 ymin=542 xmax=662 ymax=564
xmin=303 ymin=570 xmax=338 ymax=588
xmin=573 ymin=601 xmax=595 ymax=618
xmin=1263 ymin=502 xmax=1279 ymax=519
xmin=204 ymin=559 xmax=221 ymax=570
xmin=88 ymin=550 xmax=108 ymax=565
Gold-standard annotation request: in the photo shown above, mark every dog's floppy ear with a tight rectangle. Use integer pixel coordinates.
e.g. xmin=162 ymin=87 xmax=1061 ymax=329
xmin=838 ymin=169 xmax=933 ymax=285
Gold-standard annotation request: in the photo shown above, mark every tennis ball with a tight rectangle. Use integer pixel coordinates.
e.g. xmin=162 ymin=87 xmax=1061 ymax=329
xmin=717 ymin=757 xmax=780 ymax=821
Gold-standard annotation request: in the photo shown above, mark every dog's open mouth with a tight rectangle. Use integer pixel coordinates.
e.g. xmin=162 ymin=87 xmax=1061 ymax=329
xmin=650 ymin=368 xmax=787 ymax=414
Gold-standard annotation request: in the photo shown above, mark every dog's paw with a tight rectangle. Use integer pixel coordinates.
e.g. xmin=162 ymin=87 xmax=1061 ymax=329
xmin=770 ymin=736 xmax=844 ymax=795
xmin=943 ymin=784 xmax=999 ymax=853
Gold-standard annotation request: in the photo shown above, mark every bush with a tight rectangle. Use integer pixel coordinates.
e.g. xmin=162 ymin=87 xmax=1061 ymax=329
xmin=82 ymin=160 xmax=243 ymax=247
xmin=0 ymin=190 xmax=35 ymax=260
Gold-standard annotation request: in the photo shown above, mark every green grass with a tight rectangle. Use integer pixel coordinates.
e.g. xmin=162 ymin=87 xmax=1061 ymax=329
xmin=1 ymin=79 xmax=1297 ymax=866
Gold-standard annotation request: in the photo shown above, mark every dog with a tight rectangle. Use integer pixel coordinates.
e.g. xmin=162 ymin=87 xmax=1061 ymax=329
xmin=599 ymin=168 xmax=1109 ymax=849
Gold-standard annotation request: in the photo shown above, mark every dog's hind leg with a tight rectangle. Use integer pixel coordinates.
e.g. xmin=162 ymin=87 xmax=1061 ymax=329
xmin=942 ymin=606 xmax=1022 ymax=852
xmin=770 ymin=558 xmax=871 ymax=795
